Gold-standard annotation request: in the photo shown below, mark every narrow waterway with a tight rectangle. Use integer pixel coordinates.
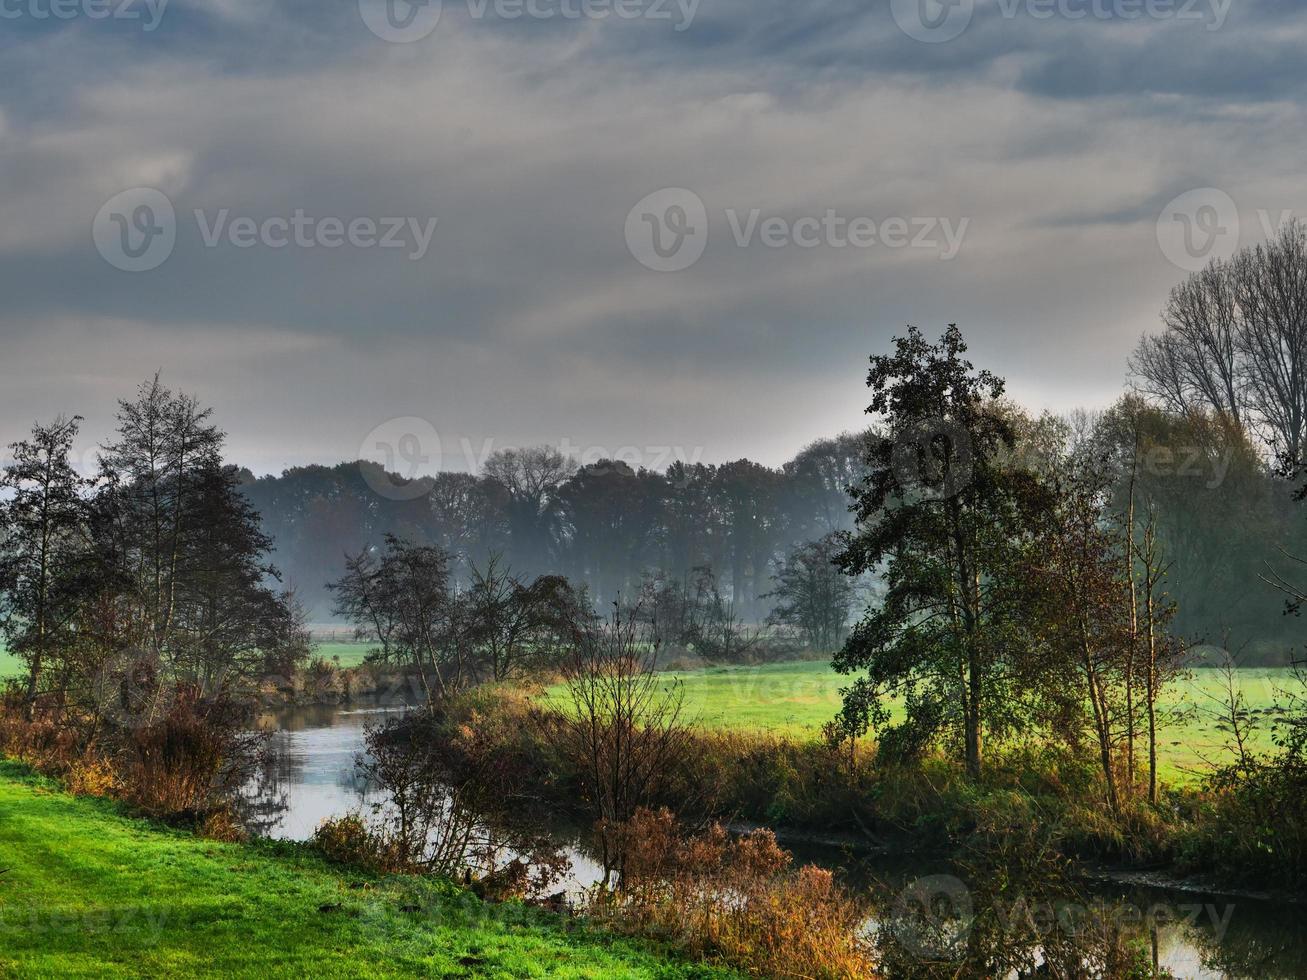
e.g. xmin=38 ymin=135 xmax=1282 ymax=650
xmin=243 ymin=699 xmax=1307 ymax=979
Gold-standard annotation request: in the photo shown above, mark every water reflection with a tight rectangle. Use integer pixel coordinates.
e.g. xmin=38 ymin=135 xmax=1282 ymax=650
xmin=243 ymin=700 xmax=1307 ymax=979
xmin=245 ymin=700 xmax=409 ymax=839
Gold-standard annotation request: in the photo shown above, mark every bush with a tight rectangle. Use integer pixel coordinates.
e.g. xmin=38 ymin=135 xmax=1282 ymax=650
xmin=119 ymin=686 xmax=265 ymax=820
xmin=64 ymin=756 xmax=120 ymax=797
xmin=313 ymin=814 xmax=403 ymax=874
xmin=592 ymin=808 xmax=875 ymax=980
xmin=1174 ymin=753 xmax=1307 ymax=888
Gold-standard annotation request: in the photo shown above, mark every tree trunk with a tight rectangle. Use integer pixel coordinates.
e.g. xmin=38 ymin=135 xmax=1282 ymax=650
xmin=1123 ymin=431 xmax=1140 ymax=794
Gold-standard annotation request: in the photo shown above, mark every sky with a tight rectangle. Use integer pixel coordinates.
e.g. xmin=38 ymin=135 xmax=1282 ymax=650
xmin=3 ymin=0 xmax=1306 ymax=476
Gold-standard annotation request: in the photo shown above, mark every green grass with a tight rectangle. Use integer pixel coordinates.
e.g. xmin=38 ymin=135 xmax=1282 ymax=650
xmin=0 ymin=761 xmax=733 ymax=979
xmin=0 ymin=645 xmax=21 ymax=681
xmin=313 ymin=641 xmax=375 ymax=670
xmin=550 ymin=660 xmax=1298 ymax=784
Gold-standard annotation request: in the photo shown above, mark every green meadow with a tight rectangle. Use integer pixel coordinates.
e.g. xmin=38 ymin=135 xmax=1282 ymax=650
xmin=0 ymin=645 xmax=21 ymax=682
xmin=5 ymin=640 xmax=1294 ymax=784
xmin=551 ymin=660 xmax=1296 ymax=784
xmin=0 ymin=760 xmax=733 ymax=979
xmin=313 ymin=641 xmax=375 ymax=669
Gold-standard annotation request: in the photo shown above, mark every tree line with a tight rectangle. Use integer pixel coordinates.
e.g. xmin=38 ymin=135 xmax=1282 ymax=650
xmin=241 ymin=434 xmax=870 ymax=631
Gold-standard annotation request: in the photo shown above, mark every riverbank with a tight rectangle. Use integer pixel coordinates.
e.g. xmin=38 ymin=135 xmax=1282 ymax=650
xmin=259 ymin=657 xmax=1292 ymax=785
xmin=0 ymin=760 xmax=737 ymax=979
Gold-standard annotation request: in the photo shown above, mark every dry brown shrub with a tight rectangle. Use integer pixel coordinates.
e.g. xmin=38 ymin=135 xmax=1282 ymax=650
xmin=313 ymin=814 xmax=405 ymax=874
xmin=593 ymin=807 xmax=876 ymax=980
xmin=120 ymin=685 xmax=263 ymax=819
xmin=199 ymin=806 xmax=249 ymax=843
xmin=64 ymin=755 xmax=120 ymax=797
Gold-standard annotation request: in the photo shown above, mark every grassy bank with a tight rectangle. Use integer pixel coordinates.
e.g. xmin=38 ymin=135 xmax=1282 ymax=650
xmin=0 ymin=761 xmax=734 ymax=979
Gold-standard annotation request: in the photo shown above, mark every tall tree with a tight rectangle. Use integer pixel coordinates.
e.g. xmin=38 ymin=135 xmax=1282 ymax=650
xmin=482 ymin=447 xmax=577 ymax=576
xmin=329 ymin=535 xmax=461 ymax=702
xmin=835 ymin=326 xmax=1047 ymax=778
xmin=90 ymin=377 xmax=305 ymax=701
xmin=0 ymin=416 xmax=92 ymax=717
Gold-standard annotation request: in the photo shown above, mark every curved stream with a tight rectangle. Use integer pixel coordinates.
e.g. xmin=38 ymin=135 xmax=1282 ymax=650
xmin=242 ymin=699 xmax=1307 ymax=979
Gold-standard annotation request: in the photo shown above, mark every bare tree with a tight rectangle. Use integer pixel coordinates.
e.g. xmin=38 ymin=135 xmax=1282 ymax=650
xmin=1135 ymin=504 xmax=1183 ymax=803
xmin=463 ymin=554 xmax=589 ymax=682
xmin=764 ymin=534 xmax=856 ymax=653
xmin=1232 ymin=223 xmax=1307 ymax=471
xmin=552 ymin=603 xmax=691 ymax=882
xmin=329 ymin=535 xmax=461 ymax=702
xmin=1131 ymin=219 xmax=1307 ymax=473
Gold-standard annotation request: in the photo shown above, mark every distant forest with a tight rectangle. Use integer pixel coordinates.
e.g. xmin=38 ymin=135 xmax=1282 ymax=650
xmin=238 ymin=420 xmax=1304 ymax=664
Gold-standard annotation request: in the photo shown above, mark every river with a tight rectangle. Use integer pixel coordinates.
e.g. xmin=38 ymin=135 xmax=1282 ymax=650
xmin=242 ymin=699 xmax=1307 ymax=979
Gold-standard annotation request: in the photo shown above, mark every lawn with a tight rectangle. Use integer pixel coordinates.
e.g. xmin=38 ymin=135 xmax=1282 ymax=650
xmin=314 ymin=641 xmax=375 ymax=669
xmin=553 ymin=660 xmax=1297 ymax=784
xmin=0 ymin=760 xmax=733 ymax=979
xmin=0 ymin=645 xmax=20 ymax=681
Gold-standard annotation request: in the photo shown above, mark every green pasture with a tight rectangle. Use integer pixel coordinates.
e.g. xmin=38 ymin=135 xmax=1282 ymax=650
xmin=0 ymin=642 xmax=378 ymax=677
xmin=0 ymin=644 xmax=20 ymax=681
xmin=313 ymin=641 xmax=375 ymax=669
xmin=551 ymin=660 xmax=1298 ymax=784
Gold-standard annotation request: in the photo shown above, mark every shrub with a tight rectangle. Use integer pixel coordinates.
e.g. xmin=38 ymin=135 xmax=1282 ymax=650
xmin=119 ymin=686 xmax=265 ymax=820
xmin=64 ymin=756 xmax=120 ymax=797
xmin=591 ymin=808 xmax=875 ymax=980
xmin=313 ymin=814 xmax=403 ymax=874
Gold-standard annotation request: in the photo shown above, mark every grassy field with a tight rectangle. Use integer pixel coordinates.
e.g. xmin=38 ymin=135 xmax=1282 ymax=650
xmin=0 ymin=645 xmax=20 ymax=681
xmin=314 ymin=641 xmax=375 ymax=669
xmin=552 ymin=660 xmax=1297 ymax=784
xmin=0 ymin=760 xmax=732 ymax=979
xmin=5 ymin=638 xmax=1294 ymax=783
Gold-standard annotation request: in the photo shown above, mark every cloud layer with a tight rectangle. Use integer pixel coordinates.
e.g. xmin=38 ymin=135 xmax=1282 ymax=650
xmin=4 ymin=0 xmax=1307 ymax=472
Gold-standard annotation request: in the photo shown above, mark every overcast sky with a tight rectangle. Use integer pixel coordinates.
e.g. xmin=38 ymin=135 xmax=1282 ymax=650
xmin=3 ymin=0 xmax=1306 ymax=476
